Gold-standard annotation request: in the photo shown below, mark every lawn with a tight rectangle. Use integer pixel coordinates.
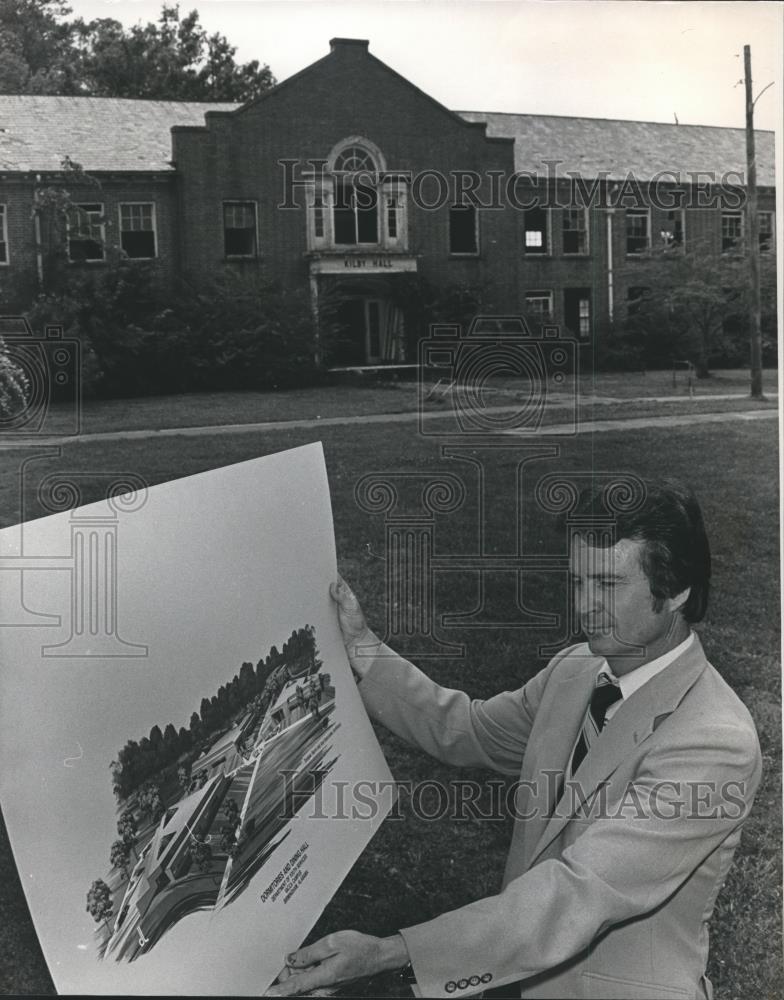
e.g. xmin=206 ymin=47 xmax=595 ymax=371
xmin=25 ymin=366 xmax=779 ymax=437
xmin=0 ymin=408 xmax=780 ymax=998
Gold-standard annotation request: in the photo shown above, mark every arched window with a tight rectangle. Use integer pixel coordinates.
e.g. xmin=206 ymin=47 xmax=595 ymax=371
xmin=308 ymin=137 xmax=406 ymax=252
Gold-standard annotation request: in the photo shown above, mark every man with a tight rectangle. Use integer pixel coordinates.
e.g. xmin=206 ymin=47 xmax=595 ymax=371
xmin=269 ymin=479 xmax=761 ymax=999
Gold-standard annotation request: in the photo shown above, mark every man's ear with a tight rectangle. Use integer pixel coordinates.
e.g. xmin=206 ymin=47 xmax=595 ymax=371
xmin=666 ymin=586 xmax=691 ymax=615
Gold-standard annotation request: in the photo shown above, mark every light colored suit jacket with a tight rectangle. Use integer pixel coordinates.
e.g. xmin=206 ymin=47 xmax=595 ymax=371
xmin=358 ymin=635 xmax=762 ymax=1000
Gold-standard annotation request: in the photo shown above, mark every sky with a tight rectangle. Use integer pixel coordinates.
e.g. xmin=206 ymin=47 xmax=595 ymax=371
xmin=63 ymin=0 xmax=783 ymax=132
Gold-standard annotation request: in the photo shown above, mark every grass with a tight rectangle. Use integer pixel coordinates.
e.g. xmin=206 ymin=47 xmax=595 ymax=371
xmin=26 ymin=366 xmax=779 ymax=437
xmin=0 ymin=400 xmax=779 ymax=998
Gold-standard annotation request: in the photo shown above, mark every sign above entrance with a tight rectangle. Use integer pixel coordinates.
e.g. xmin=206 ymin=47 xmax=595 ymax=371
xmin=309 ymin=254 xmax=418 ymax=275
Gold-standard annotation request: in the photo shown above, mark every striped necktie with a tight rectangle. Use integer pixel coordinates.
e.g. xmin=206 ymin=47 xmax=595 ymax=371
xmin=570 ymin=674 xmax=622 ymax=776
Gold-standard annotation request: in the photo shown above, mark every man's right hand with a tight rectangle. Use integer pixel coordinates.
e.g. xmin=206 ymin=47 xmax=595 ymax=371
xmin=329 ymin=576 xmax=380 ymax=679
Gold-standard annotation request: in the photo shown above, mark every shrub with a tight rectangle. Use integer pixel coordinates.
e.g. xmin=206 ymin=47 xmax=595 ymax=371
xmin=0 ymin=337 xmax=31 ymax=419
xmin=24 ymin=264 xmax=322 ymax=397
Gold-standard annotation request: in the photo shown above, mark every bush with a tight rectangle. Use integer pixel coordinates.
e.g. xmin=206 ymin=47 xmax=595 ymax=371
xmin=25 ymin=264 xmax=322 ymax=397
xmin=0 ymin=338 xmax=31 ymax=419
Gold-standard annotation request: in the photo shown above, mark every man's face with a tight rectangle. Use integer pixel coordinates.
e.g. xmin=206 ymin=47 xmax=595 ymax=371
xmin=568 ymin=535 xmax=686 ymax=672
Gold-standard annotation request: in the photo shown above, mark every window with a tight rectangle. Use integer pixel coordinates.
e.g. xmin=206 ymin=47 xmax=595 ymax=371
xmin=523 ymin=208 xmax=548 ymax=254
xmin=661 ymin=209 xmax=684 ymax=249
xmin=119 ymin=203 xmax=157 ymax=259
xmin=562 ymin=208 xmax=588 ymax=255
xmin=759 ymin=212 xmax=775 ymax=254
xmin=309 ymin=139 xmax=407 ymax=251
xmin=0 ymin=204 xmax=7 ymax=264
xmin=626 ymin=209 xmax=650 ymax=254
xmin=564 ymin=288 xmax=591 ymax=338
xmin=67 ymin=203 xmax=105 ymax=262
xmin=524 ymin=290 xmax=553 ymax=322
xmin=223 ymin=202 xmax=257 ymax=257
xmin=334 ymin=176 xmax=378 ymax=245
xmin=721 ymin=211 xmax=743 ymax=253
xmin=387 ymin=195 xmax=399 ymax=240
xmin=449 ymin=204 xmax=478 ymax=254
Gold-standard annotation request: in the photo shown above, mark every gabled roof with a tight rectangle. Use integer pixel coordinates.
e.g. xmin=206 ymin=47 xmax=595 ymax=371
xmin=458 ymin=111 xmax=776 ymax=187
xmin=0 ymin=96 xmax=239 ymax=172
xmin=0 ymin=91 xmax=775 ymax=186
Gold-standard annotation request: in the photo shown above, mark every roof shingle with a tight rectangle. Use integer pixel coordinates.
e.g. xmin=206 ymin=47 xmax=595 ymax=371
xmin=0 ymin=96 xmax=239 ymax=173
xmin=458 ymin=111 xmax=775 ymax=187
xmin=0 ymin=96 xmax=775 ymax=187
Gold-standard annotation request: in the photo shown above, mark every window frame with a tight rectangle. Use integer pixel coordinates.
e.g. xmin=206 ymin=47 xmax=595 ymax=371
xmin=332 ymin=173 xmax=380 ymax=247
xmin=661 ymin=208 xmax=685 ymax=250
xmin=721 ymin=211 xmax=744 ymax=254
xmin=67 ymin=202 xmax=106 ymax=264
xmin=222 ymin=200 xmax=259 ymax=259
xmin=0 ymin=203 xmax=8 ymax=265
xmin=523 ymin=207 xmax=550 ymax=256
xmin=562 ymin=207 xmax=589 ymax=256
xmin=759 ymin=211 xmax=775 ymax=254
xmin=524 ymin=289 xmax=554 ymax=323
xmin=625 ymin=208 xmax=651 ymax=255
xmin=449 ymin=203 xmax=479 ymax=256
xmin=118 ymin=201 xmax=158 ymax=260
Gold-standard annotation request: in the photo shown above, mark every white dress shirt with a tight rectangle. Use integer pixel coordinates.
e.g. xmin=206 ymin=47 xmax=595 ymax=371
xmin=601 ymin=631 xmax=695 ymax=724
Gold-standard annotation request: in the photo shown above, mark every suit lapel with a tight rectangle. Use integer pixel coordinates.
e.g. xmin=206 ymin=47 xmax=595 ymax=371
xmin=504 ymin=653 xmax=599 ymax=881
xmin=526 ymin=636 xmax=709 ymax=869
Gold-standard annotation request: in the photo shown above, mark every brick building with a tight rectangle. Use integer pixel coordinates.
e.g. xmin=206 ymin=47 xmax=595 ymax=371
xmin=0 ymin=37 xmax=776 ymax=365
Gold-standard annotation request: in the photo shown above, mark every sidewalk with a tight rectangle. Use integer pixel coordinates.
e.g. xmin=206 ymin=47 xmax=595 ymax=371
xmin=0 ymin=393 xmax=777 ymax=449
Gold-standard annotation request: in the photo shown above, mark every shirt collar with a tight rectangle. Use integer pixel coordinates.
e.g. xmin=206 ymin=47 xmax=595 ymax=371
xmin=598 ymin=631 xmax=695 ymax=700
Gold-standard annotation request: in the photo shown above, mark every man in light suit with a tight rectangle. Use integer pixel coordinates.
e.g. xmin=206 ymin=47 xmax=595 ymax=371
xmin=269 ymin=479 xmax=762 ymax=999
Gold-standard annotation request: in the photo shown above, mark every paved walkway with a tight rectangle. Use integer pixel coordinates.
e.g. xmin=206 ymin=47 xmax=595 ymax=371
xmin=0 ymin=397 xmax=777 ymax=449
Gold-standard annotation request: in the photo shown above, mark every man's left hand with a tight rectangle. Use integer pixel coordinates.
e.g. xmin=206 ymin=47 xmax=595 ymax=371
xmin=266 ymin=930 xmax=409 ymax=996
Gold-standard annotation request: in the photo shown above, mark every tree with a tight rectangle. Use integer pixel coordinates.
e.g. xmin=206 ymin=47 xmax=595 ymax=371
xmin=85 ymin=878 xmax=113 ymax=932
xmin=137 ymin=781 xmax=164 ymax=823
xmin=0 ymin=0 xmax=83 ymax=94
xmin=620 ymin=236 xmax=776 ymax=377
xmin=73 ymin=4 xmax=274 ymax=101
xmin=117 ymin=809 xmax=137 ymax=854
xmin=187 ymin=834 xmax=212 ymax=873
xmin=189 ymin=711 xmax=203 ymax=742
xmin=109 ymin=839 xmax=131 ymax=879
xmin=0 ymin=2 xmax=276 ymax=101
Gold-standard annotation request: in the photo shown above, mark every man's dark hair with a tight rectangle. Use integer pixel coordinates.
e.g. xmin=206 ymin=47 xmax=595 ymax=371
xmin=571 ymin=477 xmax=711 ymax=623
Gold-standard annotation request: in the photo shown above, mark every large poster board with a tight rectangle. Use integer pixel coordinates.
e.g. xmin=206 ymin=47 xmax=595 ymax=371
xmin=0 ymin=442 xmax=394 ymax=995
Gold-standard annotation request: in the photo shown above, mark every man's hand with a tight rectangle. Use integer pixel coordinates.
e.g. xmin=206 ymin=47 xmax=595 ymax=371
xmin=330 ymin=577 xmax=380 ymax=679
xmin=266 ymin=930 xmax=409 ymax=996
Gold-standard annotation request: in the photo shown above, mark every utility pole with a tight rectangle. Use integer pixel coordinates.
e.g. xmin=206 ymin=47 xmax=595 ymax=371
xmin=743 ymin=44 xmax=764 ymax=400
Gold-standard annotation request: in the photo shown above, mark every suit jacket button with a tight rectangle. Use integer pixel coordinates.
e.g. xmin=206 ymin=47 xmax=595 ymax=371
xmin=445 ymin=982 xmax=457 ymax=993
xmin=469 ymin=975 xmax=481 ymax=986
xmin=481 ymin=973 xmax=493 ymax=983
xmin=458 ymin=979 xmax=469 ymax=989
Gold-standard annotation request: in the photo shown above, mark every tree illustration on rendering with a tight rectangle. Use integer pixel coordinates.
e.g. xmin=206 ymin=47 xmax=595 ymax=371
xmin=117 ymin=810 xmax=138 ymax=860
xmin=109 ymin=839 xmax=131 ymax=880
xmin=86 ymin=878 xmax=114 ymax=933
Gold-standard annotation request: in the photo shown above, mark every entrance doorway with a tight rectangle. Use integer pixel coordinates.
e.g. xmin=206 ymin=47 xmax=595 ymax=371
xmin=330 ymin=297 xmax=405 ymax=366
